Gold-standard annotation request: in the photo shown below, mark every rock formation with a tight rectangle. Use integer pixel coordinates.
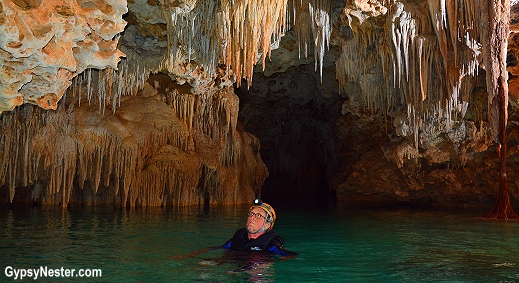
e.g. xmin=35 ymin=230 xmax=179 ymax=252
xmin=0 ymin=72 xmax=267 ymax=207
xmin=1 ymin=0 xmax=519 ymax=208
xmin=0 ymin=0 xmax=127 ymax=113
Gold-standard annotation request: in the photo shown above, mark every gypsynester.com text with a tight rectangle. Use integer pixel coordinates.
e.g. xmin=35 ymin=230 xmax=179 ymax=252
xmin=4 ymin=266 xmax=102 ymax=280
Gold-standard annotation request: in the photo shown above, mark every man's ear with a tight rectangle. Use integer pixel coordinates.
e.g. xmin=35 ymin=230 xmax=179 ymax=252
xmin=264 ymin=221 xmax=272 ymax=230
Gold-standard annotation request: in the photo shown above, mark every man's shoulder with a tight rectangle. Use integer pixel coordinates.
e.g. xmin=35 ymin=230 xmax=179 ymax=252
xmin=265 ymin=231 xmax=298 ymax=256
xmin=265 ymin=230 xmax=285 ymax=247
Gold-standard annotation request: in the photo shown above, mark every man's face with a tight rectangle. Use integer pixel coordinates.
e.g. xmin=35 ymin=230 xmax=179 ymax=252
xmin=246 ymin=207 xmax=271 ymax=234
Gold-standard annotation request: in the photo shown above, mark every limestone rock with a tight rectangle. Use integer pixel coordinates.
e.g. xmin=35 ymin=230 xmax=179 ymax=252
xmin=2 ymin=0 xmax=519 ymax=208
xmin=0 ymin=80 xmax=266 ymax=207
xmin=0 ymin=0 xmax=127 ymax=113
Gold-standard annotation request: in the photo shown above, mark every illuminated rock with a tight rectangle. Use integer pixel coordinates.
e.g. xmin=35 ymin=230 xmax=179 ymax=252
xmin=0 ymin=0 xmax=127 ymax=113
xmin=1 ymin=0 xmax=519 ymax=207
xmin=0 ymin=79 xmax=266 ymax=207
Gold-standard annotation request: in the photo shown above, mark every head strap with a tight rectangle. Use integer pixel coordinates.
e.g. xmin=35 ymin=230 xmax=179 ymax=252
xmin=250 ymin=199 xmax=276 ymax=228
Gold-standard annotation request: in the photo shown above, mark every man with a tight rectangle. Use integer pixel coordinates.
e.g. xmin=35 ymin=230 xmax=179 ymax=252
xmin=222 ymin=199 xmax=295 ymax=256
xmin=169 ymin=199 xmax=296 ymax=261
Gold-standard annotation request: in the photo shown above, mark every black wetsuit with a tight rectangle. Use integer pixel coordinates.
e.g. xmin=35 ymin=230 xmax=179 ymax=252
xmin=222 ymin=228 xmax=293 ymax=256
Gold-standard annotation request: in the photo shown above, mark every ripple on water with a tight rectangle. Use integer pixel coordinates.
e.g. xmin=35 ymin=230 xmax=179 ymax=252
xmin=1 ymin=206 xmax=519 ymax=282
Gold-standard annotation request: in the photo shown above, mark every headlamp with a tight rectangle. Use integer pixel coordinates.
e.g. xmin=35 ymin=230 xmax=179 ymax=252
xmin=250 ymin=199 xmax=276 ymax=227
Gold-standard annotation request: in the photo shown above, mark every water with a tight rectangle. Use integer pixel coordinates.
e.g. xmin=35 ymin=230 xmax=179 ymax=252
xmin=1 ymin=204 xmax=519 ymax=282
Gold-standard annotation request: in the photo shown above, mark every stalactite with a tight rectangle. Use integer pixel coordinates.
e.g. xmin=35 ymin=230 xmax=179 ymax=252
xmin=87 ymin=69 xmax=93 ymax=105
xmin=158 ymin=0 xmax=332 ymax=88
xmin=57 ymin=1 xmax=335 ymax=112
xmin=309 ymin=2 xmax=331 ymax=82
xmin=164 ymin=85 xmax=242 ymax=166
xmin=338 ymin=0 xmax=481 ymax=149
xmin=0 ymin=84 xmax=263 ymax=207
xmin=69 ymin=52 xmax=155 ymax=114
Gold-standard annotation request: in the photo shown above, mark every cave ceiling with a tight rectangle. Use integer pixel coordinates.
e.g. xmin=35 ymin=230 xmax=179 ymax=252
xmin=1 ymin=0 xmax=519 ymax=157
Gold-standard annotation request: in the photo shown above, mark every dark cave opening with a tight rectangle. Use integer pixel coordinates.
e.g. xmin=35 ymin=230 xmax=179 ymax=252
xmin=235 ymin=64 xmax=343 ymax=207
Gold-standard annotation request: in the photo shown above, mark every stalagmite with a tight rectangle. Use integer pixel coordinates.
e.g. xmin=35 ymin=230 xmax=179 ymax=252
xmin=479 ymin=0 xmax=518 ymax=219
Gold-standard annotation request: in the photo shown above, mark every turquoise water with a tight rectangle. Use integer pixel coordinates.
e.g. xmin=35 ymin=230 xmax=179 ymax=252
xmin=1 ymin=204 xmax=519 ymax=282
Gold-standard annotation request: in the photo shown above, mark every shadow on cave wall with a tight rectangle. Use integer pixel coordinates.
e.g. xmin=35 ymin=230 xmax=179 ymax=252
xmin=235 ymin=64 xmax=343 ymax=207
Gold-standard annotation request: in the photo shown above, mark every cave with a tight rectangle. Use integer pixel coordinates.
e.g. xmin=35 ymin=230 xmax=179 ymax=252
xmin=5 ymin=3 xmax=519 ymax=281
xmin=234 ymin=62 xmax=343 ymax=205
xmin=1 ymin=0 xmax=519 ymax=215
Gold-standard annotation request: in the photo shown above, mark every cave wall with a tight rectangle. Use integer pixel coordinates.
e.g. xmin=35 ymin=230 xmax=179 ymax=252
xmin=239 ymin=49 xmax=519 ymax=207
xmin=0 ymin=73 xmax=267 ymax=207
xmin=236 ymin=0 xmax=519 ymax=207
xmin=331 ymin=0 xmax=519 ymax=206
xmin=2 ymin=0 xmax=519 ymax=208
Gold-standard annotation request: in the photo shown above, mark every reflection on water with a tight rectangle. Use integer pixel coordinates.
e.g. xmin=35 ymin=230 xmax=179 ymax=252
xmin=1 ymin=204 xmax=519 ymax=282
xmin=196 ymin=250 xmax=278 ymax=282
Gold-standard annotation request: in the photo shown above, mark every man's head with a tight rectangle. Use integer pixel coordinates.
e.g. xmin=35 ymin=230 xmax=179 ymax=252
xmin=246 ymin=199 xmax=276 ymax=237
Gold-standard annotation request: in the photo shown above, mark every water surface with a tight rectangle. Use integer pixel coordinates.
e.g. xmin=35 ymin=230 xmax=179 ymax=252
xmin=1 ymin=204 xmax=519 ymax=282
